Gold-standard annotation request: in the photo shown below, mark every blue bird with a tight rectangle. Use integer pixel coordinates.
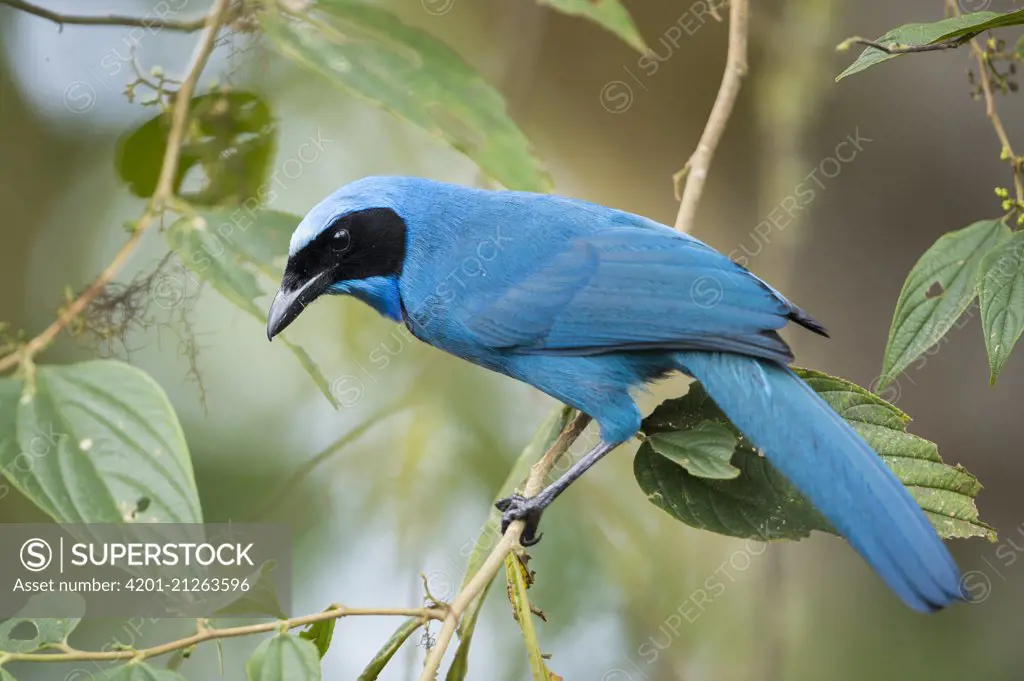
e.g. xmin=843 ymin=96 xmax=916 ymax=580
xmin=267 ymin=176 xmax=963 ymax=612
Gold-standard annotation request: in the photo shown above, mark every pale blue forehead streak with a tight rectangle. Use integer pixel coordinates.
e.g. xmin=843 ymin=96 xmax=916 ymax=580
xmin=288 ymin=176 xmax=426 ymax=256
xmin=289 ymin=201 xmax=347 ymax=256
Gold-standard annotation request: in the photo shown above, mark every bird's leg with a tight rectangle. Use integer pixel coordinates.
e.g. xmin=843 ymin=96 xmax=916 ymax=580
xmin=495 ymin=440 xmax=619 ymax=546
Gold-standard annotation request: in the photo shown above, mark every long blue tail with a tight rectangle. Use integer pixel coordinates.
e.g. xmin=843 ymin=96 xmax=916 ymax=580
xmin=675 ymin=351 xmax=962 ymax=612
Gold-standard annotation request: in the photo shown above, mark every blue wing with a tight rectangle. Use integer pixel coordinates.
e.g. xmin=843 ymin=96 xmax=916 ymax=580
xmin=457 ymin=219 xmax=824 ymax=363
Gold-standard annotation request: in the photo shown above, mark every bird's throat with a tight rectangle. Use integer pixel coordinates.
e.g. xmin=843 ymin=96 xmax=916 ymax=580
xmin=330 ymin=275 xmax=403 ymax=321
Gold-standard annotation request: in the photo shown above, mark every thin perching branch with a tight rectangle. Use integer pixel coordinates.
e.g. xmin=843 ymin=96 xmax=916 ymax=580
xmin=0 ymin=605 xmax=446 ymax=665
xmin=417 ymin=412 xmax=591 ymax=681
xmin=0 ymin=0 xmax=210 ymax=31
xmin=0 ymin=0 xmax=233 ymax=375
xmin=674 ymin=0 xmax=751 ymax=232
xmin=837 ymin=33 xmax=976 ymax=55
xmin=944 ymin=0 xmax=1024 ymax=205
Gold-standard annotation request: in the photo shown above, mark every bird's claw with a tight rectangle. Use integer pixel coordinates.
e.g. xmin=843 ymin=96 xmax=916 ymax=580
xmin=495 ymin=493 xmax=544 ymax=546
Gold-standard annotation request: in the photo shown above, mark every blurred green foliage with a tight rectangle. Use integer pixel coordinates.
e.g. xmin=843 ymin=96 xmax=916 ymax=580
xmin=1 ymin=0 xmax=1023 ymax=680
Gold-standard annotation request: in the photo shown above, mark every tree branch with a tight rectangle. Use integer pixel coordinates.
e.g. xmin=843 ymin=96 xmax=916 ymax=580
xmin=0 ymin=0 xmax=210 ymax=31
xmin=944 ymin=0 xmax=1024 ymax=205
xmin=417 ymin=412 xmax=591 ymax=681
xmin=0 ymin=605 xmax=446 ymax=665
xmin=674 ymin=0 xmax=750 ymax=232
xmin=0 ymin=0 xmax=233 ymax=375
xmin=837 ymin=33 xmax=974 ymax=55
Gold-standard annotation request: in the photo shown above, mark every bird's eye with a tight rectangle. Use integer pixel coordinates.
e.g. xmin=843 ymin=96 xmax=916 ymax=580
xmin=331 ymin=228 xmax=351 ymax=252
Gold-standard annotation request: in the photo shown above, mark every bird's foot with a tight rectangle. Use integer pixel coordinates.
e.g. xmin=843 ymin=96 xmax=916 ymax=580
xmin=495 ymin=493 xmax=545 ymax=546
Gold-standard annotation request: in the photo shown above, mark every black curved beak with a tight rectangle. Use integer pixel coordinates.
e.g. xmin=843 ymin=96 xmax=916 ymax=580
xmin=267 ymin=271 xmax=331 ymax=341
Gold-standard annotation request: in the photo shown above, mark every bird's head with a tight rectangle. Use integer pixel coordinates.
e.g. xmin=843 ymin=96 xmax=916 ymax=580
xmin=266 ymin=176 xmax=421 ymax=340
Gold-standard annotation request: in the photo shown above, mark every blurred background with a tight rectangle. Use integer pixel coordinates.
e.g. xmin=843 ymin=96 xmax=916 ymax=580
xmin=2 ymin=0 xmax=1023 ymax=679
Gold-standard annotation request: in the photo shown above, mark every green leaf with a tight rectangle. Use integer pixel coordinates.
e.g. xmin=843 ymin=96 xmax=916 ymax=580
xmin=879 ymin=218 xmax=1009 ymax=389
xmin=116 ymin=91 xmax=276 ymax=206
xmin=167 ymin=209 xmax=339 ymax=407
xmin=637 ymin=385 xmax=825 ymax=540
xmin=299 ymin=613 xmax=337 ymax=659
xmin=259 ymin=0 xmax=550 ymax=192
xmin=357 ymin=617 xmax=421 ymax=680
xmin=0 ymin=618 xmax=77 ymax=655
xmin=505 ymin=553 xmax=556 ymax=681
xmin=13 ymin=360 xmax=201 ymax=524
xmin=167 ymin=213 xmax=265 ymax=318
xmin=246 ymin=633 xmax=322 ymax=681
xmin=837 ymin=10 xmax=1024 ymax=81
xmin=0 ymin=378 xmax=21 ymax=471
xmin=636 ymin=369 xmax=995 ymax=542
xmin=100 ymin=663 xmax=189 ymax=681
xmin=0 ymin=593 xmax=84 ymax=653
xmin=445 ymin=406 xmax=574 ymax=681
xmin=537 ymin=0 xmax=646 ymax=52
xmin=646 ymin=422 xmax=739 ymax=480
xmin=0 ymin=669 xmax=15 ymax=680
xmin=978 ymin=231 xmax=1024 ymax=383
